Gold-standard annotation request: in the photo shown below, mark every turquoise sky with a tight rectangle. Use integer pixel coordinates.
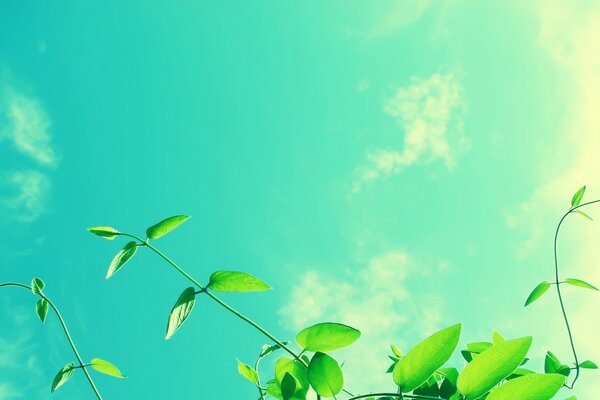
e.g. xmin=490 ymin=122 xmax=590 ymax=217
xmin=2 ymin=1 xmax=600 ymax=399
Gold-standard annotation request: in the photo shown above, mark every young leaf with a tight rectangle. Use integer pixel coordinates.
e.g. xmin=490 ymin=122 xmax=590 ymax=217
xmin=307 ymin=352 xmax=344 ymax=397
xmin=574 ymin=210 xmax=593 ymax=221
xmin=146 ymin=215 xmax=190 ymax=240
xmin=492 ymin=330 xmax=506 ymax=344
xmin=275 ymin=357 xmax=309 ymax=397
xmin=207 ymin=271 xmax=271 ymax=292
xmin=165 ymin=287 xmax=196 ymax=340
xmin=36 ymin=298 xmax=49 ymax=323
xmin=51 ymin=362 xmax=75 ymax=392
xmin=260 ymin=342 xmax=288 ymax=358
xmin=579 ymin=360 xmax=598 ymax=369
xmin=564 ymin=278 xmax=599 ymax=291
xmin=106 ymin=241 xmax=138 ymax=279
xmin=88 ymin=226 xmax=120 ymax=240
xmin=390 ymin=344 xmax=403 ymax=358
xmin=393 ymin=323 xmax=462 ymax=393
xmin=296 ymin=322 xmax=361 ymax=353
xmin=90 ymin=358 xmax=126 ymax=378
xmin=571 ymin=185 xmax=586 ymax=207
xmin=524 ymin=281 xmax=551 ymax=306
xmin=31 ymin=277 xmax=45 ymax=294
xmin=237 ymin=360 xmax=259 ymax=384
xmin=486 ymin=373 xmax=566 ymax=400
xmin=457 ymin=336 xmax=533 ymax=400
xmin=544 ymin=351 xmax=562 ymax=373
xmin=281 ymin=372 xmax=297 ymax=400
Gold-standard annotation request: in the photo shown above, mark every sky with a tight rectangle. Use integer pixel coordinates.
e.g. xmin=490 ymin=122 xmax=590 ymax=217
xmin=1 ymin=1 xmax=600 ymax=399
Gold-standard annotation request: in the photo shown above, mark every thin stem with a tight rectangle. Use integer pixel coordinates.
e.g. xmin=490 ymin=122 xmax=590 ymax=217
xmin=347 ymin=393 xmax=440 ymax=400
xmin=0 ymin=283 xmax=102 ymax=400
xmin=553 ymin=199 xmax=600 ymax=389
xmin=255 ymin=354 xmax=266 ymax=400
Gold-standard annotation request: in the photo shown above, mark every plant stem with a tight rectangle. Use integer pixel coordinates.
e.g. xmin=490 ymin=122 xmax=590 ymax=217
xmin=0 ymin=282 xmax=103 ymax=400
xmin=254 ymin=354 xmax=266 ymax=400
xmin=122 ymin=233 xmax=307 ymax=366
xmin=553 ymin=199 xmax=600 ymax=389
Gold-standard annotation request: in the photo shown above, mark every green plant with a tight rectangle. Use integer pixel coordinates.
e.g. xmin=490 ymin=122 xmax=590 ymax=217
xmin=2 ymin=188 xmax=598 ymax=399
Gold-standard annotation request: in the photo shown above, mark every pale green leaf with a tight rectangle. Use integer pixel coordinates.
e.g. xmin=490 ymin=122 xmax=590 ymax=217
xmin=486 ymin=373 xmax=566 ymax=400
xmin=146 ymin=215 xmax=190 ymax=239
xmin=390 ymin=344 xmax=403 ymax=358
xmin=579 ymin=360 xmax=598 ymax=369
xmin=90 ymin=358 xmax=126 ymax=378
xmin=492 ymin=331 xmax=506 ymax=344
xmin=564 ymin=278 xmax=599 ymax=291
xmin=88 ymin=226 xmax=119 ymax=240
xmin=574 ymin=210 xmax=593 ymax=221
xmin=571 ymin=185 xmax=586 ymax=207
xmin=165 ymin=287 xmax=196 ymax=340
xmin=525 ymin=281 xmax=551 ymax=306
xmin=457 ymin=336 xmax=532 ymax=400
xmin=51 ymin=362 xmax=75 ymax=392
xmin=237 ymin=360 xmax=258 ymax=384
xmin=275 ymin=357 xmax=309 ymax=397
xmin=208 ymin=271 xmax=271 ymax=292
xmin=307 ymin=352 xmax=344 ymax=397
xmin=296 ymin=322 xmax=361 ymax=352
xmin=393 ymin=323 xmax=462 ymax=393
xmin=36 ymin=298 xmax=49 ymax=323
xmin=31 ymin=277 xmax=45 ymax=294
xmin=106 ymin=241 xmax=138 ymax=279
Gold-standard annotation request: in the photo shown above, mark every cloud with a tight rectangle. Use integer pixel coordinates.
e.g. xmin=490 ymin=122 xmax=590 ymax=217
xmin=365 ymin=0 xmax=433 ymax=41
xmin=354 ymin=73 xmax=466 ymax=192
xmin=279 ymin=250 xmax=447 ymax=394
xmin=0 ymin=170 xmax=50 ymax=222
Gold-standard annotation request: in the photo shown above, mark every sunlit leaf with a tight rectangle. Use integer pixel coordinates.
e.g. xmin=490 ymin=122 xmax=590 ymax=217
xmin=457 ymin=336 xmax=533 ymax=399
xmin=51 ymin=362 xmax=75 ymax=392
xmin=106 ymin=241 xmax=138 ymax=279
xmin=524 ymin=281 xmax=551 ymax=306
xmin=36 ymin=298 xmax=49 ymax=323
xmin=237 ymin=360 xmax=258 ymax=384
xmin=486 ymin=373 xmax=566 ymax=400
xmin=208 ymin=271 xmax=271 ymax=292
xmin=90 ymin=358 xmax=126 ymax=378
xmin=275 ymin=357 xmax=309 ymax=398
xmin=579 ymin=360 xmax=598 ymax=369
xmin=492 ymin=331 xmax=506 ymax=344
xmin=296 ymin=322 xmax=361 ymax=353
xmin=88 ymin=226 xmax=119 ymax=240
xmin=574 ymin=210 xmax=593 ymax=221
xmin=146 ymin=215 xmax=190 ymax=239
xmin=165 ymin=287 xmax=196 ymax=340
xmin=544 ymin=351 xmax=562 ymax=373
xmin=307 ymin=352 xmax=344 ymax=397
xmin=281 ymin=372 xmax=297 ymax=400
xmin=31 ymin=277 xmax=45 ymax=294
xmin=466 ymin=342 xmax=492 ymax=354
xmin=571 ymin=185 xmax=586 ymax=207
xmin=390 ymin=344 xmax=403 ymax=358
xmin=393 ymin=323 xmax=462 ymax=393
xmin=564 ymin=278 xmax=599 ymax=291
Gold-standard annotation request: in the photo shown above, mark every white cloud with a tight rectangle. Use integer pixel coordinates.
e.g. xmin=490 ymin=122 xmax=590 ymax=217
xmin=279 ymin=250 xmax=447 ymax=394
xmin=354 ymin=73 xmax=466 ymax=192
xmin=1 ymin=88 xmax=58 ymax=167
xmin=365 ymin=0 xmax=433 ymax=41
xmin=1 ymin=170 xmax=50 ymax=222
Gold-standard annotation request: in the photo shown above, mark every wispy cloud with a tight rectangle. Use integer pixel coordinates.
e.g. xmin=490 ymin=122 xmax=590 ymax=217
xmin=354 ymin=73 xmax=466 ymax=192
xmin=1 ymin=170 xmax=50 ymax=222
xmin=364 ymin=0 xmax=433 ymax=41
xmin=279 ymin=250 xmax=447 ymax=394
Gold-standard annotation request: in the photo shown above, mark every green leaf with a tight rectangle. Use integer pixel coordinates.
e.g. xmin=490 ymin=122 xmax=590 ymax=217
xmin=90 ymin=358 xmax=126 ymax=378
xmin=544 ymin=351 xmax=562 ymax=373
xmin=307 ymin=352 xmax=344 ymax=397
xmin=579 ymin=360 xmax=598 ymax=369
xmin=51 ymin=362 xmax=75 ymax=392
xmin=564 ymin=278 xmax=599 ymax=291
xmin=260 ymin=342 xmax=288 ymax=358
xmin=31 ymin=277 xmax=45 ymax=294
xmin=524 ymin=281 xmax=551 ymax=306
xmin=492 ymin=331 xmax=506 ymax=344
xmin=281 ymin=372 xmax=297 ymax=400
xmin=439 ymin=367 xmax=459 ymax=399
xmin=507 ymin=368 xmax=535 ymax=380
xmin=574 ymin=210 xmax=593 ymax=221
xmin=393 ymin=323 xmax=462 ymax=393
xmin=88 ymin=226 xmax=119 ymax=240
xmin=237 ymin=360 xmax=258 ymax=384
xmin=208 ymin=271 xmax=271 ymax=292
xmin=146 ymin=215 xmax=190 ymax=240
xmin=275 ymin=357 xmax=309 ymax=397
xmin=390 ymin=344 xmax=403 ymax=358
xmin=571 ymin=185 xmax=586 ymax=207
xmin=106 ymin=241 xmax=138 ymax=279
xmin=457 ymin=336 xmax=532 ymax=400
xmin=486 ymin=373 xmax=566 ymax=400
xmin=296 ymin=322 xmax=361 ymax=352
xmin=36 ymin=298 xmax=49 ymax=323
xmin=466 ymin=342 xmax=492 ymax=354
xmin=165 ymin=287 xmax=196 ymax=340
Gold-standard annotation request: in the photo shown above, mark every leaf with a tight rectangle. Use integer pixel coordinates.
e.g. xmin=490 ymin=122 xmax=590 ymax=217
xmin=36 ymin=299 xmax=49 ymax=323
xmin=275 ymin=357 xmax=309 ymax=397
xmin=466 ymin=342 xmax=492 ymax=354
xmin=307 ymin=352 xmax=344 ymax=397
xmin=165 ymin=287 xmax=196 ymax=340
xmin=439 ymin=367 xmax=459 ymax=399
xmin=31 ymin=277 xmax=45 ymax=294
xmin=564 ymin=278 xmax=599 ymax=291
xmin=457 ymin=336 xmax=533 ymax=400
xmin=544 ymin=351 xmax=562 ymax=374
xmin=106 ymin=241 xmax=138 ymax=279
xmin=296 ymin=322 xmax=361 ymax=353
xmin=393 ymin=323 xmax=462 ymax=393
xmin=390 ymin=344 xmax=403 ymax=358
xmin=571 ymin=186 xmax=586 ymax=207
xmin=486 ymin=373 xmax=566 ymax=400
xmin=208 ymin=271 xmax=271 ymax=292
xmin=237 ymin=360 xmax=258 ymax=384
xmin=90 ymin=358 xmax=126 ymax=378
xmin=524 ymin=281 xmax=551 ymax=306
xmin=492 ymin=331 xmax=506 ymax=344
xmin=88 ymin=226 xmax=119 ymax=240
xmin=579 ymin=360 xmax=598 ymax=369
xmin=260 ymin=342 xmax=288 ymax=358
xmin=281 ymin=372 xmax=297 ymax=400
xmin=146 ymin=215 xmax=190 ymax=240
xmin=51 ymin=362 xmax=75 ymax=392
xmin=574 ymin=210 xmax=593 ymax=221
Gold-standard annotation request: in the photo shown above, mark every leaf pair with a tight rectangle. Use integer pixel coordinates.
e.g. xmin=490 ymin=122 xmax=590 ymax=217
xmin=525 ymin=278 xmax=598 ymax=307
xmin=51 ymin=359 xmax=124 ymax=393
